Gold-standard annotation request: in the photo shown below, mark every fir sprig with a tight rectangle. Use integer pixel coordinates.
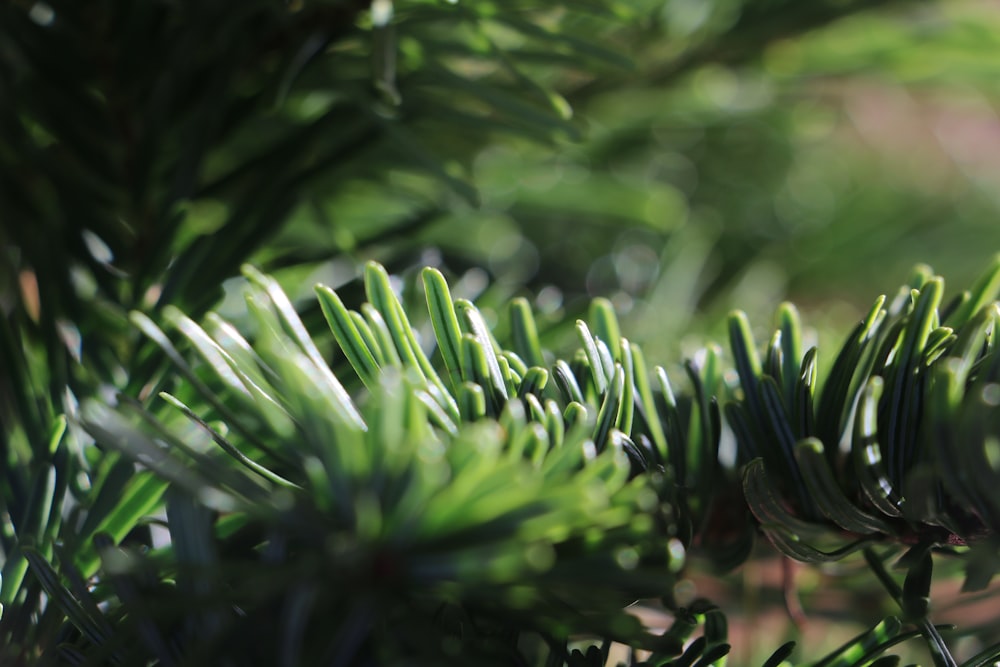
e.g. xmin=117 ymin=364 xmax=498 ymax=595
xmin=13 ymin=257 xmax=1000 ymax=666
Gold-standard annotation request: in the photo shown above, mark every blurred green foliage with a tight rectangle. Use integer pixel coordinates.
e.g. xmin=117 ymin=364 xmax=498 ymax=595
xmin=6 ymin=0 xmax=1000 ymax=369
xmin=249 ymin=0 xmax=1000 ymax=361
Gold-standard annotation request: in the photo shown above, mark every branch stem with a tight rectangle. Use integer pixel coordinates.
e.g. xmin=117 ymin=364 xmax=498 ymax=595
xmin=862 ymin=547 xmax=957 ymax=667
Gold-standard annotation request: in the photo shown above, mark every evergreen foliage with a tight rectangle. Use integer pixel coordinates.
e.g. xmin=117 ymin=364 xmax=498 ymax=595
xmin=11 ymin=257 xmax=1000 ymax=665
xmin=3 ymin=1 xmax=1000 ymax=665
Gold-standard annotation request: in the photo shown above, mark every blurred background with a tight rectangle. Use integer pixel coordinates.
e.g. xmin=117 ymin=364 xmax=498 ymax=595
xmin=246 ymin=0 xmax=1000 ymax=363
xmin=4 ymin=0 xmax=1000 ymax=663
xmin=7 ymin=0 xmax=1000 ymax=362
